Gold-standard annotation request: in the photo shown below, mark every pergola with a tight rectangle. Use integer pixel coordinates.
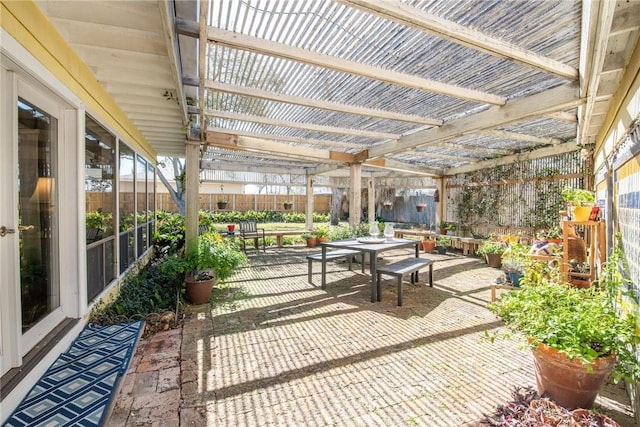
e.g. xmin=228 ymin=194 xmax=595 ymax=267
xmin=37 ymin=0 xmax=640 ymax=246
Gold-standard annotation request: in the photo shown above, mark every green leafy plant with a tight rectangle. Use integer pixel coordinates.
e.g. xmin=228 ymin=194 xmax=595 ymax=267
xmin=500 ymin=241 xmax=530 ymax=274
xmin=476 ymin=240 xmax=505 ymax=256
xmin=543 ymin=226 xmax=562 ymax=239
xmin=561 ymin=187 xmax=596 ymax=207
xmin=436 ymin=235 xmax=451 ymax=246
xmin=489 ymin=234 xmax=640 ymax=383
xmin=174 ymin=232 xmax=247 ymax=282
xmin=314 ymin=224 xmax=330 ymax=239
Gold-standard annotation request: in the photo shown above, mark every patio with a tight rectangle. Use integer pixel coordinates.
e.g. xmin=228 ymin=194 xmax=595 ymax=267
xmin=106 ymin=247 xmax=635 ymax=426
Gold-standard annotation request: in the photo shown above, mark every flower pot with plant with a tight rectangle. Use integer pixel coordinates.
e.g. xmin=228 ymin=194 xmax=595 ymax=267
xmin=561 ymin=187 xmax=596 ymax=222
xmin=489 ymin=234 xmax=640 ymax=409
xmin=416 ymin=203 xmax=426 ymax=212
xmin=174 ymin=232 xmax=247 ymax=304
xmin=437 ymin=221 xmax=449 ymax=235
xmin=314 ymin=224 xmax=330 ymax=243
xmin=283 ymin=201 xmax=292 ymax=210
xmin=422 ymin=238 xmax=436 ymax=253
xmin=302 ymin=231 xmax=317 ymax=248
xmin=501 ymin=241 xmax=529 ymax=287
xmin=436 ymin=235 xmax=451 ymax=254
xmin=543 ymin=226 xmax=562 ymax=245
xmin=477 ymin=240 xmax=505 ymax=268
xmin=217 ymin=198 xmax=228 ymax=210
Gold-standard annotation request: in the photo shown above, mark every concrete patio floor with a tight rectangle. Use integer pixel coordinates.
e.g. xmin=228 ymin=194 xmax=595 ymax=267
xmin=106 ymin=246 xmax=636 ymax=426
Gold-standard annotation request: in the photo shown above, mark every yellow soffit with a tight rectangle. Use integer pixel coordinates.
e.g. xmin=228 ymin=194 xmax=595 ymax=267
xmin=1 ymin=0 xmax=157 ymax=160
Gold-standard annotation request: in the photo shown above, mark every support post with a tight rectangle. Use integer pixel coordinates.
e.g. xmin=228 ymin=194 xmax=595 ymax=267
xmin=185 ymin=142 xmax=200 ymax=253
xmin=367 ymin=177 xmax=375 ymax=224
xmin=349 ymin=163 xmax=362 ymax=228
xmin=305 ymin=175 xmax=314 ymax=230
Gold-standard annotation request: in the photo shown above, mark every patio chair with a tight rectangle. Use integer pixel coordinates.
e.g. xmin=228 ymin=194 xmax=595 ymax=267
xmin=239 ymin=221 xmax=265 ymax=253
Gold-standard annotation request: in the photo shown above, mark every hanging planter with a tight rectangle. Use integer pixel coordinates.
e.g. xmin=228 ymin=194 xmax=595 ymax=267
xmin=283 ymin=201 xmax=293 ymax=210
xmin=416 ymin=203 xmax=426 ymax=212
xmin=383 ymin=201 xmax=393 ymax=210
xmin=217 ymin=200 xmax=228 ymax=210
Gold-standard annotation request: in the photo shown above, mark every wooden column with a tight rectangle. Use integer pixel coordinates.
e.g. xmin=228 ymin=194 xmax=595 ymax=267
xmin=367 ymin=177 xmax=375 ymax=224
xmin=435 ymin=177 xmax=445 ymax=224
xmin=185 ymin=142 xmax=199 ymax=253
xmin=349 ymin=163 xmax=362 ymax=228
xmin=305 ymin=175 xmax=314 ymax=230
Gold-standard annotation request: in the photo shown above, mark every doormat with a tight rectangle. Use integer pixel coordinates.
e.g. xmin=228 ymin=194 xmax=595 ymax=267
xmin=4 ymin=320 xmax=143 ymax=427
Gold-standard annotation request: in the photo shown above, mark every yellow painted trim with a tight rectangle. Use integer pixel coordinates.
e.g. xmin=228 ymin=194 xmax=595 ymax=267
xmin=594 ymin=38 xmax=640 ymax=157
xmin=1 ymin=0 xmax=157 ymax=160
xmin=616 ymin=155 xmax=640 ymax=181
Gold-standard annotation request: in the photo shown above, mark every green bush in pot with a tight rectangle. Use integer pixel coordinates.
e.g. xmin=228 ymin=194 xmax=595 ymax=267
xmin=488 ymin=234 xmax=639 ymax=408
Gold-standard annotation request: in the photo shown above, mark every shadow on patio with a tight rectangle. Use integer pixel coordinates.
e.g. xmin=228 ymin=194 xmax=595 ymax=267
xmin=108 ymin=247 xmax=636 ymax=427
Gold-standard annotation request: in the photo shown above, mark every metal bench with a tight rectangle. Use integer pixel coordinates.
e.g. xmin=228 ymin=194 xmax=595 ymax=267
xmin=376 ymin=258 xmax=434 ymax=306
xmin=306 ymin=249 xmax=364 ymax=285
xmin=239 ymin=221 xmax=266 ymax=252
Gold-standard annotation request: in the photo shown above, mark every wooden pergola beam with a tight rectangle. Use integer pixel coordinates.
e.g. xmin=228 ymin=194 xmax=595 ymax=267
xmin=338 ymin=0 xmax=578 ymax=80
xmin=205 ymin=26 xmax=506 ymax=105
xmin=205 ymin=109 xmax=398 ymax=140
xmin=206 ymin=131 xmax=355 ymax=164
xmin=206 ymin=81 xmax=442 ymax=126
xmin=368 ymin=84 xmax=582 ymax=158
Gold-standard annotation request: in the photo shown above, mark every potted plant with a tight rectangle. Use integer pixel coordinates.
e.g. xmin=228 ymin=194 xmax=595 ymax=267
xmin=436 ymin=235 xmax=451 ymax=254
xmin=438 ymin=221 xmax=449 ymax=235
xmin=217 ymin=198 xmax=228 ymax=210
xmin=501 ymin=241 xmax=529 ymax=287
xmin=383 ymin=200 xmax=393 ymax=210
xmin=561 ymin=187 xmax=596 ymax=222
xmin=283 ymin=200 xmax=293 ymax=210
xmin=302 ymin=231 xmax=317 ymax=248
xmin=174 ymin=232 xmax=247 ymax=304
xmin=489 ymin=235 xmax=640 ymax=409
xmin=314 ymin=224 xmax=330 ymax=243
xmin=421 ymin=237 xmax=436 ymax=253
xmin=416 ymin=203 xmax=426 ymax=212
xmin=544 ymin=226 xmax=562 ymax=245
xmin=477 ymin=240 xmax=505 ymax=268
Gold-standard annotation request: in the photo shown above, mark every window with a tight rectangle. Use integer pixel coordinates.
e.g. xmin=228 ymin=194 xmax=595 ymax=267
xmin=85 ymin=115 xmax=116 ymax=301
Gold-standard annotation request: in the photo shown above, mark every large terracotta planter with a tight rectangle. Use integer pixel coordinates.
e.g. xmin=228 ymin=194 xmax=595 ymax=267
xmin=532 ymin=342 xmax=616 ymax=409
xmin=485 ymin=253 xmax=502 ymax=269
xmin=306 ymin=237 xmax=317 ymax=248
xmin=185 ymin=276 xmax=216 ymax=304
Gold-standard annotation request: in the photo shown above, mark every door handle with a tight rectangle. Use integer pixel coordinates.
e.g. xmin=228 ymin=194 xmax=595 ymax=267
xmin=0 ymin=226 xmax=16 ymax=237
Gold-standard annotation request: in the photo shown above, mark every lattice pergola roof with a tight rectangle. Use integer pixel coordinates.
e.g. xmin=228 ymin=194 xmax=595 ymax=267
xmin=38 ymin=0 xmax=640 ymax=185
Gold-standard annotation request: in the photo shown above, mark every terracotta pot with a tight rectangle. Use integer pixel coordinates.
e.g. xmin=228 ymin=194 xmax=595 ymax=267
xmin=317 ymin=237 xmax=329 ymax=243
xmin=416 ymin=203 xmax=426 ymax=212
xmin=532 ymin=342 xmax=617 ymax=409
xmin=571 ymin=206 xmax=592 ymax=222
xmin=485 ymin=253 xmax=502 ymax=269
xmin=422 ymin=240 xmax=436 ymax=253
xmin=185 ymin=276 xmax=217 ymax=305
xmin=306 ymin=237 xmax=317 ymax=248
xmin=571 ymin=409 xmax=620 ymax=426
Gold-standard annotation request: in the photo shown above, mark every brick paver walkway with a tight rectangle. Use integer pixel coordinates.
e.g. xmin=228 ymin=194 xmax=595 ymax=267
xmin=107 ymin=247 xmax=636 ymax=426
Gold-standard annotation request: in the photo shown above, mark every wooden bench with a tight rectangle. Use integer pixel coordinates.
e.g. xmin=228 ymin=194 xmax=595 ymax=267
xmin=376 ymin=258 xmax=434 ymax=306
xmin=263 ymin=230 xmax=306 ymax=247
xmin=306 ymin=249 xmax=364 ymax=285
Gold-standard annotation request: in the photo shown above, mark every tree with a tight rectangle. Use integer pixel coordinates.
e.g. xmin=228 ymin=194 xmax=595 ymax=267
xmin=157 ymin=157 xmax=186 ymax=214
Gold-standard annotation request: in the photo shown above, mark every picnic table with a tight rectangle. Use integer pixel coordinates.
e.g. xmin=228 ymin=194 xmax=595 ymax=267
xmin=320 ymin=237 xmax=420 ymax=302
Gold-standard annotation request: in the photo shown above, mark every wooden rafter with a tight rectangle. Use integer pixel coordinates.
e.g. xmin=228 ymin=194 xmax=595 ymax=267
xmin=368 ymin=84 xmax=582 ymax=159
xmin=206 ymin=132 xmax=355 ymax=164
xmin=338 ymin=0 xmax=578 ymax=81
xmin=205 ymin=109 xmax=399 ymax=140
xmin=204 ymin=26 xmax=506 ymax=105
xmin=206 ymin=81 xmax=442 ymax=126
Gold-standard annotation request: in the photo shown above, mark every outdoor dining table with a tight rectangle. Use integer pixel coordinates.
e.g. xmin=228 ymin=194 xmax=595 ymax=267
xmin=320 ymin=237 xmax=420 ymax=302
